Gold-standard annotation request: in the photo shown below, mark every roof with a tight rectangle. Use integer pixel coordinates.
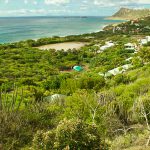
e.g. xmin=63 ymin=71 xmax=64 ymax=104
xmin=126 ymin=57 xmax=133 ymax=61
xmin=100 ymin=45 xmax=109 ymax=51
xmin=105 ymin=72 xmax=113 ymax=77
xmin=103 ymin=64 xmax=132 ymax=77
xmin=51 ymin=94 xmax=66 ymax=100
xmin=44 ymin=94 xmax=66 ymax=102
xmin=108 ymin=68 xmax=121 ymax=76
xmin=73 ymin=66 xmax=83 ymax=71
xmin=141 ymin=39 xmax=148 ymax=44
xmin=100 ymin=41 xmax=115 ymax=51
xmin=146 ymin=36 xmax=150 ymax=41
xmin=124 ymin=43 xmax=135 ymax=47
xmin=98 ymin=72 xmax=105 ymax=77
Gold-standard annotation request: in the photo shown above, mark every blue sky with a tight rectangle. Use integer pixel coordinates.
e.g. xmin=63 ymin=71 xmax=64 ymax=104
xmin=0 ymin=0 xmax=150 ymax=17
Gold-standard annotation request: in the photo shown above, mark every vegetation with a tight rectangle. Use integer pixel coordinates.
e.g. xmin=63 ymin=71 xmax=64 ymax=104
xmin=104 ymin=16 xmax=150 ymax=35
xmin=1 ymin=16 xmax=150 ymax=150
xmin=108 ymin=7 xmax=150 ymax=20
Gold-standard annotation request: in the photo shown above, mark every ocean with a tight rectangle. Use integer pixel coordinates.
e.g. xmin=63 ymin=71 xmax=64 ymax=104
xmin=0 ymin=16 xmax=123 ymax=43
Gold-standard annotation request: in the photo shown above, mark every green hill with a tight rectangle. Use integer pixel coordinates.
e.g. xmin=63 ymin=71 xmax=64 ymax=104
xmin=108 ymin=8 xmax=150 ymax=20
xmin=104 ymin=16 xmax=150 ymax=35
xmin=1 ymin=15 xmax=150 ymax=150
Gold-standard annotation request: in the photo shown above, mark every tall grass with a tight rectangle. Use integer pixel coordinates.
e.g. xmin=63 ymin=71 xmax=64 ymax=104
xmin=0 ymin=86 xmax=24 ymax=150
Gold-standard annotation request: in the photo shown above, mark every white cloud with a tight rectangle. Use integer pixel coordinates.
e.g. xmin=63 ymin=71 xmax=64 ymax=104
xmin=94 ymin=0 xmax=114 ymax=7
xmin=94 ymin=0 xmax=150 ymax=7
xmin=5 ymin=0 xmax=9 ymax=4
xmin=1 ymin=9 xmax=27 ymax=15
xmin=24 ymin=0 xmax=28 ymax=4
xmin=44 ymin=0 xmax=70 ymax=5
xmin=0 ymin=8 xmax=73 ymax=16
xmin=83 ymin=0 xmax=88 ymax=4
xmin=137 ymin=0 xmax=150 ymax=4
xmin=33 ymin=1 xmax=37 ymax=5
xmin=80 ymin=6 xmax=88 ymax=10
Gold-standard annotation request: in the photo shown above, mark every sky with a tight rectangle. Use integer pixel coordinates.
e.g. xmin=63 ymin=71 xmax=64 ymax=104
xmin=0 ymin=0 xmax=150 ymax=17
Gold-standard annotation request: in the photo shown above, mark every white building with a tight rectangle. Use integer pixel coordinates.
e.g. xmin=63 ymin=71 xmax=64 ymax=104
xmin=99 ymin=64 xmax=132 ymax=78
xmin=100 ymin=41 xmax=115 ymax=51
xmin=124 ymin=43 xmax=136 ymax=50
xmin=107 ymin=64 xmax=132 ymax=76
xmin=44 ymin=94 xmax=66 ymax=104
xmin=140 ymin=36 xmax=150 ymax=45
xmin=108 ymin=68 xmax=121 ymax=76
xmin=146 ymin=36 xmax=150 ymax=42
xmin=141 ymin=39 xmax=148 ymax=45
xmin=126 ymin=57 xmax=133 ymax=61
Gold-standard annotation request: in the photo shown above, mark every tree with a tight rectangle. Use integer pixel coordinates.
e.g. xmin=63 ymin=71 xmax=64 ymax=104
xmin=79 ymin=73 xmax=105 ymax=91
xmin=32 ymin=118 xmax=108 ymax=150
xmin=139 ymin=47 xmax=150 ymax=63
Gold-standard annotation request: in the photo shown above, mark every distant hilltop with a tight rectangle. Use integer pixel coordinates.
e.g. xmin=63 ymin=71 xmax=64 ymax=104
xmin=108 ymin=7 xmax=150 ymax=20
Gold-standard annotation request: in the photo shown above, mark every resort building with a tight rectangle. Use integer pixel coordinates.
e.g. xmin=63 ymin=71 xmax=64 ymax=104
xmin=44 ymin=94 xmax=66 ymax=105
xmin=100 ymin=41 xmax=115 ymax=51
xmin=140 ymin=36 xmax=150 ymax=45
xmin=99 ymin=64 xmax=132 ymax=78
xmin=124 ymin=43 xmax=136 ymax=50
xmin=106 ymin=64 xmax=132 ymax=77
xmin=141 ymin=39 xmax=148 ymax=45
xmin=146 ymin=36 xmax=150 ymax=42
xmin=126 ymin=57 xmax=133 ymax=62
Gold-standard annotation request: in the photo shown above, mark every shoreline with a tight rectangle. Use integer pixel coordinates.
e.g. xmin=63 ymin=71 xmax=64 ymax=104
xmin=106 ymin=17 xmax=129 ymax=21
xmin=0 ymin=19 xmax=126 ymax=45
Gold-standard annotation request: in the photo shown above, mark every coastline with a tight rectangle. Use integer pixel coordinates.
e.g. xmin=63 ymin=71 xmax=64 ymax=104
xmin=106 ymin=16 xmax=129 ymax=21
xmin=0 ymin=22 xmax=124 ymax=45
xmin=0 ymin=16 xmax=125 ymax=44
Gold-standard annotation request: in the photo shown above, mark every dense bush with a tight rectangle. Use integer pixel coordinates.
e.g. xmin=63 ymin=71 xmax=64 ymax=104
xmin=1 ymin=15 xmax=150 ymax=149
xmin=32 ymin=118 xmax=108 ymax=150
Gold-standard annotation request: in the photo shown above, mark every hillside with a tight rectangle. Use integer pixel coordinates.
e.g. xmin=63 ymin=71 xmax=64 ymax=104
xmin=104 ymin=16 xmax=150 ymax=35
xmin=1 ymin=16 xmax=150 ymax=150
xmin=108 ymin=8 xmax=150 ymax=20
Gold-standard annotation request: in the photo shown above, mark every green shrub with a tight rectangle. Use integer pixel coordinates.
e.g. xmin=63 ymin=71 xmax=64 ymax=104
xmin=32 ymin=118 xmax=108 ymax=150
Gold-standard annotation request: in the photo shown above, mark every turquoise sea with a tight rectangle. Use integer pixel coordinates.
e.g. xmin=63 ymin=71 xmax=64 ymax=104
xmin=0 ymin=16 xmax=123 ymax=43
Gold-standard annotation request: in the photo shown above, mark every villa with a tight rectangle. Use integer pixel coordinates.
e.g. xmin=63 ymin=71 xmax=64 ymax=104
xmin=126 ymin=57 xmax=133 ymax=61
xmin=141 ymin=39 xmax=148 ymax=45
xmin=106 ymin=64 xmax=132 ymax=77
xmin=99 ymin=64 xmax=132 ymax=78
xmin=100 ymin=41 xmax=115 ymax=51
xmin=124 ymin=43 xmax=136 ymax=50
xmin=140 ymin=36 xmax=150 ymax=45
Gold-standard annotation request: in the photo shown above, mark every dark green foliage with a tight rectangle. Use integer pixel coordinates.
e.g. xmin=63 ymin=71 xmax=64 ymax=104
xmin=139 ymin=47 xmax=150 ymax=63
xmin=1 ymin=15 xmax=150 ymax=150
xmin=113 ymin=74 xmax=130 ymax=85
xmin=79 ymin=73 xmax=105 ymax=91
xmin=0 ymin=88 xmax=62 ymax=150
xmin=32 ymin=119 xmax=108 ymax=150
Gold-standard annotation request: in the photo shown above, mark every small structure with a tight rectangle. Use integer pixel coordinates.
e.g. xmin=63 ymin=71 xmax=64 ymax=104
xmin=98 ymin=72 xmax=105 ymax=77
xmin=140 ymin=39 xmax=148 ymax=45
xmin=73 ymin=66 xmax=83 ymax=72
xmin=124 ymin=43 xmax=136 ymax=50
xmin=44 ymin=94 xmax=66 ymax=105
xmin=122 ymin=64 xmax=132 ymax=70
xmin=104 ymin=72 xmax=113 ymax=77
xmin=126 ymin=57 xmax=133 ymax=61
xmin=140 ymin=36 xmax=150 ymax=45
xmin=146 ymin=36 xmax=150 ymax=42
xmin=100 ymin=41 xmax=115 ymax=51
xmin=107 ymin=68 xmax=121 ymax=76
xmin=99 ymin=64 xmax=132 ymax=78
xmin=100 ymin=45 xmax=109 ymax=51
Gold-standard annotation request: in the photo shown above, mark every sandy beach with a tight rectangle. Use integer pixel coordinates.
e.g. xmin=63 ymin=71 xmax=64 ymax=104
xmin=37 ymin=42 xmax=88 ymax=51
